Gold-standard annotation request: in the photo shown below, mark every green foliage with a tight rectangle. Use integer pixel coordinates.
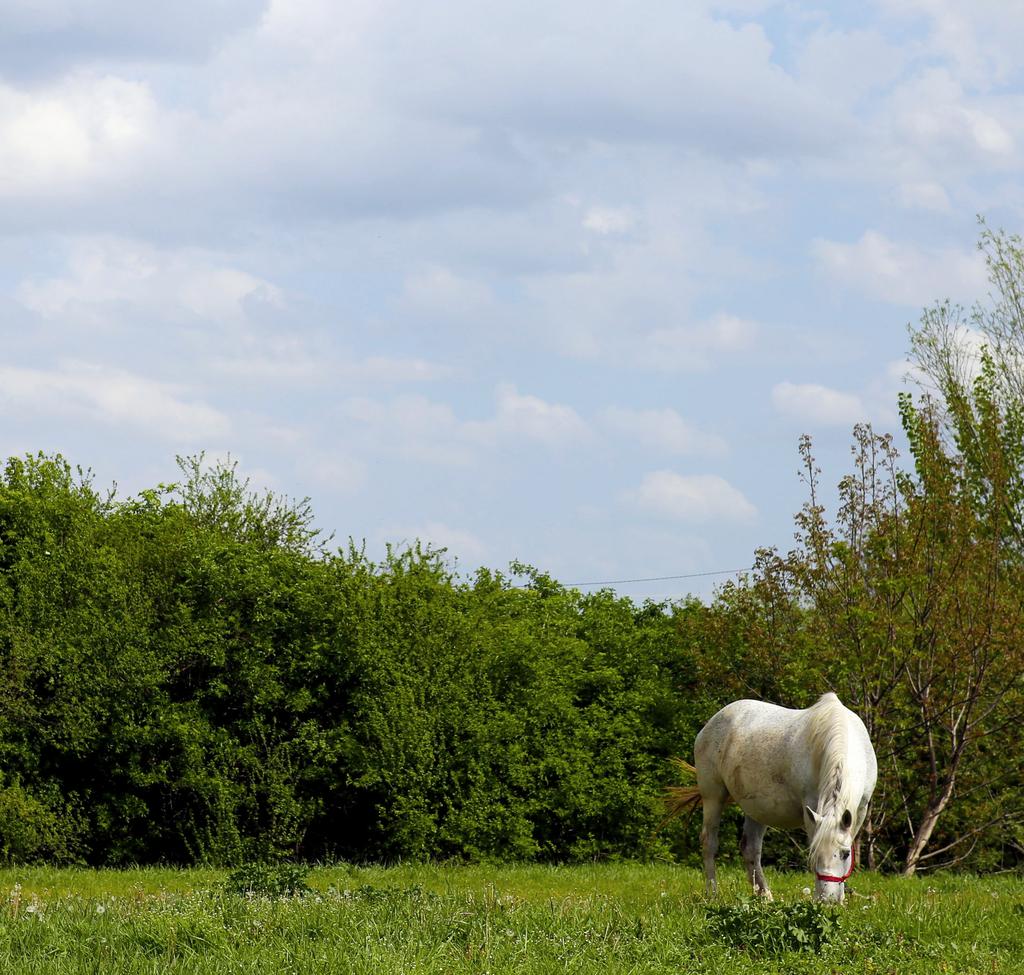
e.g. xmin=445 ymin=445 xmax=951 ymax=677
xmin=0 ymin=434 xmax=1020 ymax=874
xmin=224 ymin=862 xmax=311 ymax=899
xmin=0 ymin=451 xmax=705 ymax=866
xmin=0 ymin=782 xmax=77 ymax=864
xmin=704 ymin=900 xmax=841 ymax=954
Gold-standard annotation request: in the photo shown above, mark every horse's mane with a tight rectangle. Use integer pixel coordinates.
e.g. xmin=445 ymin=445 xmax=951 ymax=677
xmin=806 ymin=692 xmax=860 ymax=865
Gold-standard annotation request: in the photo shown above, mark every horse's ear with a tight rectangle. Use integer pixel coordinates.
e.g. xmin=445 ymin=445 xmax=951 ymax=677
xmin=840 ymin=809 xmax=852 ymax=830
xmin=805 ymin=805 xmax=823 ymax=825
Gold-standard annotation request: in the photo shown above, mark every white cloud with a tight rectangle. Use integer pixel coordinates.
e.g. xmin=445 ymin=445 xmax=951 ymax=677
xmin=771 ymin=382 xmax=867 ymax=427
xmin=0 ymin=361 xmax=230 ymax=442
xmin=812 ymin=230 xmax=987 ymax=307
xmin=602 ymin=406 xmax=727 ymax=456
xmin=340 ymin=394 xmax=474 ymax=466
xmin=517 ymin=176 xmax=769 ymax=364
xmin=583 ymin=206 xmax=635 ymax=235
xmin=627 ymin=471 xmax=756 ymax=523
xmin=878 ymin=67 xmax=1021 ymax=171
xmin=210 ymin=352 xmax=453 ymax=386
xmin=773 ymin=359 xmax=948 ymax=431
xmin=381 ymin=1 xmax=841 ymax=156
xmin=481 ymin=383 xmax=590 ymax=446
xmin=897 ymin=180 xmax=951 ymax=212
xmin=0 ymin=1 xmax=1016 ymax=242
xmin=969 ymin=111 xmax=1014 ymax=154
xmin=18 ymin=237 xmax=283 ymax=327
xmin=179 ymin=267 xmax=283 ymax=324
xmin=0 ymin=74 xmax=159 ymax=197
xmin=875 ymin=0 xmax=1024 ymax=88
xmin=634 ymin=314 xmax=759 ymax=372
xmin=0 ymin=0 xmax=859 ymax=234
xmin=340 ymin=384 xmax=590 ymax=466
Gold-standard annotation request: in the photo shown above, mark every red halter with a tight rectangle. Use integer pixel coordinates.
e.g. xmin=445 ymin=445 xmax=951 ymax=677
xmin=815 ymin=845 xmax=855 ymax=883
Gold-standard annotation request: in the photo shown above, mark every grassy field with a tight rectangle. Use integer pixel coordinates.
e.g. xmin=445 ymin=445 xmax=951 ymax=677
xmin=0 ymin=862 xmax=1019 ymax=974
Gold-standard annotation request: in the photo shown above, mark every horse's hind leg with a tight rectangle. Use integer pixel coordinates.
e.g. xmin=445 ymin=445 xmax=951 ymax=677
xmin=740 ymin=817 xmax=772 ymax=900
xmin=700 ymin=792 xmax=727 ymax=896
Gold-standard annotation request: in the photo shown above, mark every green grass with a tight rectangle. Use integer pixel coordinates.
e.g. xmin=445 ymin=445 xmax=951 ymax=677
xmin=0 ymin=863 xmax=1019 ymax=973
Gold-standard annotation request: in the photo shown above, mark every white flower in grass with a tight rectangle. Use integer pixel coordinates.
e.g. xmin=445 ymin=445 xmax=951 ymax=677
xmin=95 ymin=904 xmax=106 ymax=914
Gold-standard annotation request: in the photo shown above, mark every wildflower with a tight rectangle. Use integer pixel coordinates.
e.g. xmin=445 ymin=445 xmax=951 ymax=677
xmin=96 ymin=904 xmax=106 ymax=914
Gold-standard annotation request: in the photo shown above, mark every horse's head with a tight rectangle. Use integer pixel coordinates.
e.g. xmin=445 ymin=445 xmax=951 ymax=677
xmin=805 ymin=806 xmax=854 ymax=904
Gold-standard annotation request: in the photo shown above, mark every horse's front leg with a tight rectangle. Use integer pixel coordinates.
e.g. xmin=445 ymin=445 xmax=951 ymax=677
xmin=740 ymin=817 xmax=773 ymax=900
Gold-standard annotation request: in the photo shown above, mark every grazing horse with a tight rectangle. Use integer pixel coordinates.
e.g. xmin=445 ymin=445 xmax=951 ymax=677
xmin=667 ymin=693 xmax=877 ymax=903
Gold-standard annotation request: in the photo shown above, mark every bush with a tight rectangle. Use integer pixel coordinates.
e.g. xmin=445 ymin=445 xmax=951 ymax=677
xmin=704 ymin=900 xmax=841 ymax=954
xmin=0 ymin=782 xmax=77 ymax=864
xmin=225 ymin=863 xmax=312 ymax=899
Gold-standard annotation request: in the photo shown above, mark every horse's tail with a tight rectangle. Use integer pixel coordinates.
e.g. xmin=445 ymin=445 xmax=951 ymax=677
xmin=660 ymin=758 xmax=703 ymax=828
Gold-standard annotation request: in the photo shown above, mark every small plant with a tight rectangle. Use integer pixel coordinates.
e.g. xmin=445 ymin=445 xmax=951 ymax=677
xmin=225 ymin=863 xmax=312 ymax=900
xmin=705 ymin=899 xmax=840 ymax=954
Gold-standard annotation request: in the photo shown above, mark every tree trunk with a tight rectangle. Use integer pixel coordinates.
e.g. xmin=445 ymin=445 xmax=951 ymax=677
xmin=902 ymin=773 xmax=956 ymax=876
xmin=862 ymin=807 xmax=875 ymax=871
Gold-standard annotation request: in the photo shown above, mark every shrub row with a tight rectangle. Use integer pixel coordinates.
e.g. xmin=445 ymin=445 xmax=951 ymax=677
xmin=0 ymin=453 xmax=720 ymax=865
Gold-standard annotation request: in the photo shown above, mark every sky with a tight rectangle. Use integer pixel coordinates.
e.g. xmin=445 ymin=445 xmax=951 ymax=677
xmin=2 ymin=0 xmax=1022 ymax=601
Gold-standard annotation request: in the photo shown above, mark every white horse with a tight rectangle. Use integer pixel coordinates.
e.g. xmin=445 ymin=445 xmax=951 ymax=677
xmin=667 ymin=693 xmax=877 ymax=903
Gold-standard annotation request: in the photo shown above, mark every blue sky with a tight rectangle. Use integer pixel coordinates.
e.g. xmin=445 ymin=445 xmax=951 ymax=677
xmin=2 ymin=0 xmax=1021 ymax=599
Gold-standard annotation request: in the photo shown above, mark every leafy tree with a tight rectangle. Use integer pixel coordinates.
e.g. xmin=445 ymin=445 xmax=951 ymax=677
xmin=769 ymin=227 xmax=1024 ymax=874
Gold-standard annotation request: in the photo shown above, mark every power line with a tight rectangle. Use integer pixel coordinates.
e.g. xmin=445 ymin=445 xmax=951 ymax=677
xmin=563 ymin=567 xmax=751 ymax=588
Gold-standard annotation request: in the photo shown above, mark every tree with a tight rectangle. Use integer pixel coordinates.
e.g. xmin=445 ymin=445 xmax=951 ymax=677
xmin=773 ymin=226 xmax=1024 ymax=874
xmin=909 ymin=222 xmax=1024 ymax=550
